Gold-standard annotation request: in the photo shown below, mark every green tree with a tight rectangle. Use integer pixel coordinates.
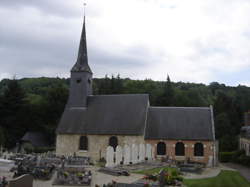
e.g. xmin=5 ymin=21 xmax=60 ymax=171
xmin=0 ymin=79 xmax=27 ymax=148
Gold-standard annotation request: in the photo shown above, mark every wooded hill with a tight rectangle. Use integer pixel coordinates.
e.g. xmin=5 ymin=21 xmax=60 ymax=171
xmin=0 ymin=75 xmax=250 ymax=152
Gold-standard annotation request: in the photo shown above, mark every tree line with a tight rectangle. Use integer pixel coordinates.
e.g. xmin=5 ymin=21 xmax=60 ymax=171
xmin=0 ymin=75 xmax=250 ymax=152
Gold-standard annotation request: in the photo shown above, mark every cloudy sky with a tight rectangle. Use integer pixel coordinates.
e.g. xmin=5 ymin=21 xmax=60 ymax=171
xmin=0 ymin=0 xmax=250 ymax=86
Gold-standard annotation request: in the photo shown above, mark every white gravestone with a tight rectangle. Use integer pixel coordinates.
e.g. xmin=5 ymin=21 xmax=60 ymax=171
xmin=123 ymin=145 xmax=131 ymax=165
xmin=146 ymin=144 xmax=152 ymax=160
xmin=115 ymin=146 xmax=123 ymax=165
xmin=105 ymin=146 xmax=115 ymax=167
xmin=151 ymin=146 xmax=155 ymax=160
xmin=139 ymin=144 xmax=146 ymax=162
xmin=131 ymin=144 xmax=139 ymax=164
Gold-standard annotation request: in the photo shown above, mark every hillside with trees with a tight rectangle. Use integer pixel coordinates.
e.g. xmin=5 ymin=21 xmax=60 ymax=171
xmin=0 ymin=75 xmax=250 ymax=152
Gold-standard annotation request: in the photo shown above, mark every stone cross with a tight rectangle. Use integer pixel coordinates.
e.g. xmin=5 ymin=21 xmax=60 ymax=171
xmin=115 ymin=146 xmax=123 ymax=165
xmin=131 ymin=144 xmax=139 ymax=164
xmin=123 ymin=145 xmax=131 ymax=165
xmin=146 ymin=144 xmax=152 ymax=160
xmin=139 ymin=144 xmax=145 ymax=162
xmin=105 ymin=146 xmax=115 ymax=167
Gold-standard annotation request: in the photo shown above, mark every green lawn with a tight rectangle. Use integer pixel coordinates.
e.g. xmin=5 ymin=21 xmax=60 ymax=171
xmin=184 ymin=170 xmax=250 ymax=187
xmin=133 ymin=166 xmax=177 ymax=175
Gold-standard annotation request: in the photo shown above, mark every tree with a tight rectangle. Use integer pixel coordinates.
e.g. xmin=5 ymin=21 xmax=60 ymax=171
xmin=156 ymin=75 xmax=175 ymax=106
xmin=0 ymin=79 xmax=27 ymax=148
xmin=0 ymin=127 xmax=5 ymax=147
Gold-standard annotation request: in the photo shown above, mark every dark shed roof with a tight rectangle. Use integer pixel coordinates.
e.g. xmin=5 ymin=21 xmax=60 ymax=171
xmin=145 ymin=107 xmax=215 ymax=140
xmin=21 ymin=132 xmax=50 ymax=147
xmin=57 ymin=94 xmax=149 ymax=135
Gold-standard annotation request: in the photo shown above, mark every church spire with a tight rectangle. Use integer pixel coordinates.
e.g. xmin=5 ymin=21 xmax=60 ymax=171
xmin=71 ymin=15 xmax=92 ymax=73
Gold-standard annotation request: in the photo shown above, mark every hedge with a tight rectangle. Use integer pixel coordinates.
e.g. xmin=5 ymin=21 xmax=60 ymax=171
xmin=219 ymin=150 xmax=250 ymax=167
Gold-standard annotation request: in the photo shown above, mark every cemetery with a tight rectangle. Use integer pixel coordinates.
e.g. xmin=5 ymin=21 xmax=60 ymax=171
xmin=0 ymin=142 xmax=212 ymax=187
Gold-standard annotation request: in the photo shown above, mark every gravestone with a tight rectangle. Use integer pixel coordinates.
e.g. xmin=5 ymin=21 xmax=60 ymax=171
xmin=131 ymin=144 xmax=139 ymax=164
xmin=115 ymin=146 xmax=123 ymax=165
xmin=139 ymin=144 xmax=145 ymax=162
xmin=123 ymin=145 xmax=131 ymax=165
xmin=9 ymin=174 xmax=33 ymax=187
xmin=151 ymin=145 xmax=155 ymax=160
xmin=105 ymin=146 xmax=115 ymax=167
xmin=146 ymin=144 xmax=152 ymax=160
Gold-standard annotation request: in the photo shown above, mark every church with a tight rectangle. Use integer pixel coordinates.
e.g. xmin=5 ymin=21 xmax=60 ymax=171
xmin=56 ymin=16 xmax=217 ymax=167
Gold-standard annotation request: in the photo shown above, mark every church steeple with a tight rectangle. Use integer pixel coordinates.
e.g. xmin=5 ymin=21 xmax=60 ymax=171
xmin=67 ymin=15 xmax=93 ymax=108
xmin=71 ymin=16 xmax=92 ymax=74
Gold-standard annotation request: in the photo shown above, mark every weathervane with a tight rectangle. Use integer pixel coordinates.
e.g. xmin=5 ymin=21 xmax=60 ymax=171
xmin=83 ymin=0 xmax=87 ymax=17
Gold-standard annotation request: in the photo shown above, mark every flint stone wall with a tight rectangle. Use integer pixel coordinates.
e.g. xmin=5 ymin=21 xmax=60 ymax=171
xmin=56 ymin=134 xmax=144 ymax=162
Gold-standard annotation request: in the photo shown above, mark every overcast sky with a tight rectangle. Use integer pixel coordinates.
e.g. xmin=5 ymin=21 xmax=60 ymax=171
xmin=0 ymin=0 xmax=250 ymax=86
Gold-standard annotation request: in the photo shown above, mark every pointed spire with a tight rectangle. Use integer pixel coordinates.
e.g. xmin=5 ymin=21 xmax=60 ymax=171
xmin=71 ymin=15 xmax=92 ymax=73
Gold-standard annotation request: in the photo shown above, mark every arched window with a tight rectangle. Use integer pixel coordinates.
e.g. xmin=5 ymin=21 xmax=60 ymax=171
xmin=194 ymin=143 xmax=204 ymax=156
xmin=109 ymin=136 xmax=118 ymax=151
xmin=79 ymin=136 xmax=88 ymax=151
xmin=175 ymin=142 xmax=185 ymax=156
xmin=157 ymin=142 xmax=166 ymax=155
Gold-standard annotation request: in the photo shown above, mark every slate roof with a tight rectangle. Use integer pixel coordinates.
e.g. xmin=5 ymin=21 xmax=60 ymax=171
xmin=21 ymin=132 xmax=50 ymax=147
xmin=144 ymin=107 xmax=215 ymax=140
xmin=71 ymin=16 xmax=92 ymax=74
xmin=56 ymin=94 xmax=149 ymax=135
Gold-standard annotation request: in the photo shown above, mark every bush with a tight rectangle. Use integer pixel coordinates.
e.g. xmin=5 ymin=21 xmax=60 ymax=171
xmin=237 ymin=155 xmax=250 ymax=167
xmin=231 ymin=150 xmax=245 ymax=162
xmin=33 ymin=147 xmax=55 ymax=153
xmin=219 ymin=152 xmax=234 ymax=162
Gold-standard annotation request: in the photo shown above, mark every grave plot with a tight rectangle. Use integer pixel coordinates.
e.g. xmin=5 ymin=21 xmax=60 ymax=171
xmin=11 ymin=154 xmax=57 ymax=180
xmin=66 ymin=156 xmax=90 ymax=167
xmin=53 ymin=167 xmax=92 ymax=186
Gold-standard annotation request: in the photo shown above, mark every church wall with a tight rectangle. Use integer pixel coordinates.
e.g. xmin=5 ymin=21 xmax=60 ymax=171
xmin=56 ymin=134 xmax=144 ymax=162
xmin=145 ymin=139 xmax=216 ymax=166
xmin=239 ymin=137 xmax=250 ymax=156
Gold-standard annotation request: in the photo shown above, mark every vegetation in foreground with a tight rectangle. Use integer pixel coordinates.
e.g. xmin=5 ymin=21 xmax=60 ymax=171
xmin=184 ymin=170 xmax=250 ymax=187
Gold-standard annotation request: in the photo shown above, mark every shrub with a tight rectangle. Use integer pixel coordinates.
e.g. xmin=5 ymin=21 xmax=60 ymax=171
xmin=219 ymin=152 xmax=234 ymax=162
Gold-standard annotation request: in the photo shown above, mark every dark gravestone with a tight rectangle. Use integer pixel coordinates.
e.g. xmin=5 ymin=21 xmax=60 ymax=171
xmin=9 ymin=174 xmax=33 ymax=187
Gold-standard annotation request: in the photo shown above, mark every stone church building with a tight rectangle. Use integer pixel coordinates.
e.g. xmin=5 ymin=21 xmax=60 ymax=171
xmin=56 ymin=17 xmax=217 ymax=166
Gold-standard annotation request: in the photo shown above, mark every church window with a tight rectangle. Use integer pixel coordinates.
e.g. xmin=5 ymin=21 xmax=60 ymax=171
xmin=76 ymin=78 xmax=82 ymax=83
xmin=194 ymin=143 xmax=204 ymax=156
xmin=175 ymin=142 xmax=185 ymax=156
xmin=109 ymin=136 xmax=118 ymax=151
xmin=79 ymin=136 xmax=88 ymax=151
xmin=157 ymin=142 xmax=166 ymax=155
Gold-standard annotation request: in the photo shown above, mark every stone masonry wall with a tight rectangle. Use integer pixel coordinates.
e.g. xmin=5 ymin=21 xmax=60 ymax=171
xmin=145 ymin=139 xmax=216 ymax=166
xmin=56 ymin=134 xmax=144 ymax=162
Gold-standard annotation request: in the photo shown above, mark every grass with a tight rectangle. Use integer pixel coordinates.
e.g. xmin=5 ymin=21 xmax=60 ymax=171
xmin=133 ymin=166 xmax=177 ymax=175
xmin=184 ymin=170 xmax=250 ymax=187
